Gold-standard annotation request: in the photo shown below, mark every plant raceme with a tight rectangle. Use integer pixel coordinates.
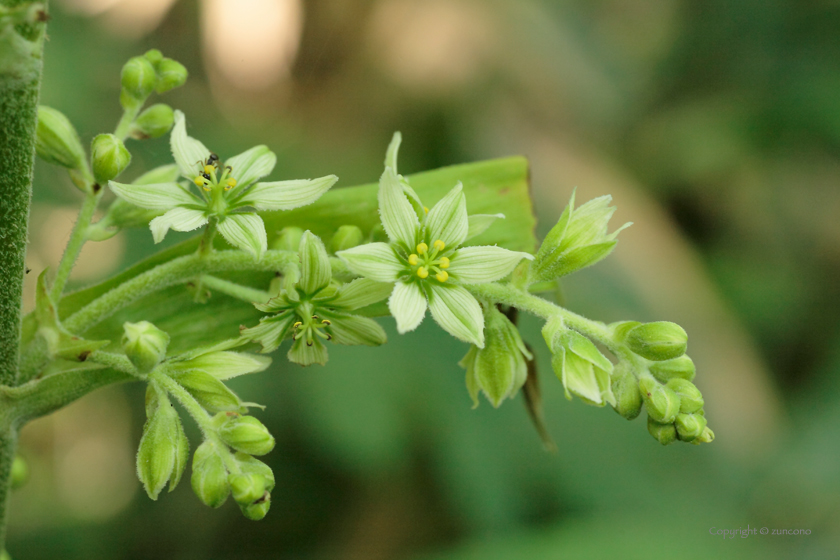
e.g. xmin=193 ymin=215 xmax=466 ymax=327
xmin=11 ymin=49 xmax=715 ymax=531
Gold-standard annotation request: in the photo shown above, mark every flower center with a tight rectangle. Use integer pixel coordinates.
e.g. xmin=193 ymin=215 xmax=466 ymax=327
xmin=292 ymin=314 xmax=332 ymax=346
xmin=407 ymin=240 xmax=450 ymax=282
xmin=193 ymin=160 xmax=238 ymax=193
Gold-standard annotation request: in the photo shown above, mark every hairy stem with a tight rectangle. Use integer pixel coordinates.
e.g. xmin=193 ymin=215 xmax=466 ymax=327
xmin=113 ymin=104 xmax=140 ymax=141
xmin=0 ymin=430 xmax=17 ymax=553
xmin=200 ymin=275 xmax=271 ymax=304
xmin=49 ymin=190 xmax=100 ymax=301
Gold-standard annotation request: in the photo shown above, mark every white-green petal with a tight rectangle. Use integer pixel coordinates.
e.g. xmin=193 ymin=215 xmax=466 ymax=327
xmin=288 ymin=337 xmax=328 ymax=366
xmin=298 ymin=231 xmax=332 ymax=295
xmin=466 ymin=213 xmax=505 ymax=240
xmin=388 ymin=281 xmax=426 ymax=333
xmin=149 ymin=207 xmax=208 ymax=243
xmin=378 ymin=166 xmax=419 ymax=248
xmin=169 ymin=351 xmax=271 ymax=380
xmin=217 ymin=213 xmax=267 ymax=258
xmin=384 ymin=131 xmax=401 ymax=172
xmin=330 ymin=278 xmax=395 ymax=310
xmin=427 ymin=283 xmax=484 ymax=347
xmin=171 ymin=110 xmax=211 ymax=179
xmin=133 ymin=164 xmax=181 ymax=185
xmin=425 ymin=183 xmax=468 ymax=248
xmin=240 ymin=312 xmax=295 ymax=353
xmin=224 ymin=145 xmax=276 ymax=190
xmin=448 ymin=246 xmax=534 ymax=284
xmin=326 ymin=314 xmax=387 ymax=346
xmin=336 ymin=242 xmax=405 ymax=282
xmin=108 ymin=180 xmax=202 ymax=210
xmin=235 ymin=175 xmax=338 ymax=211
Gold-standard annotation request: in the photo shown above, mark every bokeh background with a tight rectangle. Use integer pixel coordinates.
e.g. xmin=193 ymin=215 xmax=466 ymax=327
xmin=8 ymin=0 xmax=840 ymax=558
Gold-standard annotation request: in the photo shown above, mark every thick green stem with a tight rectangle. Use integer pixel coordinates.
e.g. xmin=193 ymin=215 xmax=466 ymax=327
xmin=200 ymin=275 xmax=270 ymax=304
xmin=49 ymin=190 xmax=100 ymax=301
xmin=198 ymin=218 xmax=217 ymax=257
xmin=0 ymin=3 xmax=46 ymax=551
xmin=113 ymin=104 xmax=140 ymax=141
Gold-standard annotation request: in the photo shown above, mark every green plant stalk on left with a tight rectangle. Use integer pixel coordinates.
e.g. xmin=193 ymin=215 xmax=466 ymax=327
xmin=0 ymin=0 xmax=47 ymax=552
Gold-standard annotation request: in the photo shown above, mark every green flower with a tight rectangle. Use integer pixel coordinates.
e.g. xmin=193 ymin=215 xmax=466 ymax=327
xmin=336 ymin=133 xmax=533 ymax=347
xmin=108 ymin=110 xmax=338 ymax=257
xmin=242 ymin=231 xmax=391 ymax=366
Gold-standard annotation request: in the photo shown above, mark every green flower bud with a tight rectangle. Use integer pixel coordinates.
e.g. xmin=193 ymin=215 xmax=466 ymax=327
xmin=330 ymin=225 xmax=364 ymax=253
xmin=35 ymin=106 xmax=87 ymax=173
xmin=154 ymin=58 xmax=188 ymax=93
xmin=121 ymin=56 xmax=156 ymax=102
xmin=529 ymin=191 xmax=631 ymax=282
xmin=464 ymin=307 xmax=532 ymax=407
xmin=136 ymin=392 xmax=188 ymax=499
xmin=144 ymin=48 xmax=163 ymax=66
xmin=91 ymin=133 xmax=131 ymax=184
xmin=131 ymin=103 xmax=174 ymax=139
xmin=550 ymin=330 xmax=615 ymax=407
xmin=626 ymin=321 xmax=687 ymax=361
xmin=272 ymin=226 xmax=304 ymax=251
xmin=691 ymin=426 xmax=715 ymax=445
xmin=647 ymin=415 xmax=677 ymax=445
xmin=191 ymin=441 xmax=230 ymax=508
xmin=240 ymin=494 xmax=271 ymax=521
xmin=675 ymin=412 xmax=707 ymax=442
xmin=229 ymin=473 xmax=266 ymax=505
xmin=611 ymin=362 xmax=642 ymax=420
xmin=298 ymin=231 xmax=332 ymax=295
xmin=234 ymin=452 xmax=275 ymax=493
xmin=219 ymin=414 xmax=276 ymax=456
xmin=10 ymin=455 xmax=28 ymax=490
xmin=639 ymin=377 xmax=681 ymax=423
xmin=122 ymin=321 xmax=169 ymax=373
xmin=649 ymin=355 xmax=696 ymax=383
xmin=608 ymin=321 xmax=641 ymax=343
xmin=666 ymin=378 xmax=704 ymax=413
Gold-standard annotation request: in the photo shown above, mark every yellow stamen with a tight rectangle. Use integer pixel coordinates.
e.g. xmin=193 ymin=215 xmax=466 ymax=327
xmin=194 ymin=176 xmax=205 ymax=187
xmin=439 ymin=257 xmax=450 ymax=268
xmin=423 ymin=206 xmax=429 ymax=214
xmin=433 ymin=239 xmax=445 ymax=251
xmin=408 ymin=254 xmax=418 ymax=265
xmin=416 ymin=242 xmax=428 ymax=255
xmin=204 ymin=164 xmax=215 ymax=174
xmin=417 ymin=266 xmax=429 ymax=279
xmin=435 ymin=270 xmax=449 ymax=282
xmin=293 ymin=321 xmax=302 ymax=328
xmin=226 ymin=177 xmax=237 ymax=189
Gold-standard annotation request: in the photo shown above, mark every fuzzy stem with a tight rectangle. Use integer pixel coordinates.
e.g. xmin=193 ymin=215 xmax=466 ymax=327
xmin=113 ymin=104 xmax=140 ymax=141
xmin=200 ymin=275 xmax=271 ymax=304
xmin=49 ymin=190 xmax=100 ymax=301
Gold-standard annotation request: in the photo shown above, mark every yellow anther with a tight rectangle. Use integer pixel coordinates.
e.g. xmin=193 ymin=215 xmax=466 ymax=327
xmin=226 ymin=177 xmax=237 ymax=189
xmin=416 ymin=242 xmax=428 ymax=255
xmin=439 ymin=256 xmax=450 ymax=268
xmin=417 ymin=266 xmax=429 ymax=279
xmin=408 ymin=254 xmax=419 ymax=266
xmin=433 ymin=239 xmax=445 ymax=251
xmin=204 ymin=164 xmax=215 ymax=174
xmin=322 ymin=319 xmax=331 ymax=325
xmin=424 ymin=206 xmax=429 ymax=214
xmin=435 ymin=270 xmax=449 ymax=282
xmin=193 ymin=176 xmax=205 ymax=187
xmin=293 ymin=321 xmax=302 ymax=328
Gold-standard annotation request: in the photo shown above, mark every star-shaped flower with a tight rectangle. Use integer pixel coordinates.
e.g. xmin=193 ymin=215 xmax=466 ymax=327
xmin=336 ymin=133 xmax=534 ymax=348
xmin=242 ymin=231 xmax=392 ymax=366
xmin=108 ymin=110 xmax=338 ymax=257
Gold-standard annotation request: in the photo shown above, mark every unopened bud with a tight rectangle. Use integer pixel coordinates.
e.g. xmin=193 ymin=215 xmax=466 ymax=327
xmin=91 ymin=133 xmax=131 ymax=184
xmin=666 ymin=378 xmax=704 ymax=413
xmin=11 ymin=456 xmax=28 ymax=490
xmin=35 ymin=106 xmax=87 ymax=174
xmin=122 ymin=321 xmax=169 ymax=373
xmin=675 ymin=412 xmax=707 ymax=442
xmin=191 ymin=441 xmax=230 ymax=508
xmin=240 ymin=494 xmax=271 ymax=520
xmin=234 ymin=452 xmax=276 ymax=492
xmin=218 ymin=414 xmax=275 ymax=456
xmin=131 ymin=104 xmax=174 ymax=139
xmin=626 ymin=322 xmax=687 ymax=361
xmin=647 ymin=415 xmax=677 ymax=445
xmin=611 ymin=363 xmax=642 ymax=420
xmin=691 ymin=426 xmax=715 ymax=445
xmin=143 ymin=48 xmax=163 ymax=66
xmin=330 ymin=225 xmax=364 ymax=253
xmin=136 ymin=397 xmax=185 ymax=499
xmin=639 ymin=377 xmax=680 ymax=423
xmin=229 ymin=473 xmax=266 ymax=505
xmin=154 ymin=58 xmax=188 ymax=93
xmin=649 ymin=355 xmax=696 ymax=383
xmin=121 ymin=56 xmax=156 ymax=102
xmin=272 ymin=226 xmax=304 ymax=251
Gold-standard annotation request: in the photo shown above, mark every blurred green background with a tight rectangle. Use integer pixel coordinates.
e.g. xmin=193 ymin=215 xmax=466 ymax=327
xmin=8 ymin=0 xmax=840 ymax=558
